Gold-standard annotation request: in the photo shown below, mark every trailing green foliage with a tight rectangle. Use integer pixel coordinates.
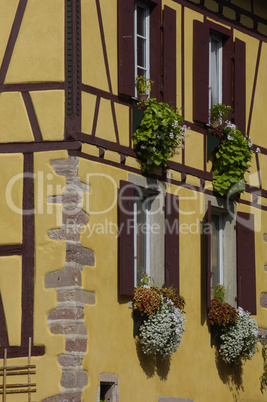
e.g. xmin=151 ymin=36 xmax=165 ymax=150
xmin=212 ymin=123 xmax=253 ymax=197
xmin=132 ymin=98 xmax=186 ymax=173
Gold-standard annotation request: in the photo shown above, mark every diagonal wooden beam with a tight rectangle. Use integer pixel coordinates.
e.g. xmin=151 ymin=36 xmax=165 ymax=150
xmin=0 ymin=0 xmax=28 ymax=84
xmin=22 ymin=92 xmax=43 ymax=142
xmin=247 ymin=40 xmax=262 ymax=138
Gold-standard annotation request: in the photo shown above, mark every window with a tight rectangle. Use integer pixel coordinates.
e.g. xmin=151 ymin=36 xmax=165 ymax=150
xmin=98 ymin=374 xmax=119 ymax=402
xmin=134 ymin=2 xmax=150 ymax=97
xmin=209 ymin=33 xmax=223 ymax=109
xmin=119 ymin=177 xmax=179 ymax=296
xmin=210 ymin=212 xmax=223 ymax=290
xmin=134 ymin=189 xmax=152 ymax=286
xmin=193 ymin=20 xmax=246 ymax=134
xmin=206 ymin=197 xmax=256 ymax=314
xmin=118 ymin=1 xmax=177 ymax=107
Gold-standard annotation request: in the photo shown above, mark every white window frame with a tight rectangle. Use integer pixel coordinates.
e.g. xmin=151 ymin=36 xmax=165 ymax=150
xmin=133 ymin=195 xmax=151 ymax=286
xmin=210 ymin=211 xmax=224 ymax=289
xmin=134 ymin=2 xmax=150 ymax=97
xmin=209 ymin=33 xmax=223 ymax=111
xmin=205 ymin=195 xmax=237 ymax=307
xmin=129 ymin=174 xmax=165 ymax=288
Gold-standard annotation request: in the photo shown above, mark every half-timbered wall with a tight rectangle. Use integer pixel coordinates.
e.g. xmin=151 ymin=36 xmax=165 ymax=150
xmin=0 ymin=0 xmax=267 ymax=401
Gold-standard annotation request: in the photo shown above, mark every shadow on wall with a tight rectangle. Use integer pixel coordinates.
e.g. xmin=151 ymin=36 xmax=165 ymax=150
xmin=135 ymin=339 xmax=171 ymax=380
xmin=215 ymin=346 xmax=244 ymax=400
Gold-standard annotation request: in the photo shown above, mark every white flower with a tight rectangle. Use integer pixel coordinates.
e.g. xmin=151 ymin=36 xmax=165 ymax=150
xmin=256 ymin=147 xmax=261 ymax=153
xmin=169 ymin=133 xmax=174 ymax=139
xmin=227 ymin=135 xmax=233 ymax=141
xmin=219 ymin=307 xmax=258 ymax=365
xmin=139 ymin=303 xmax=186 ymax=359
xmin=140 ymin=144 xmax=146 ymax=150
xmin=226 ymin=121 xmax=236 ymax=130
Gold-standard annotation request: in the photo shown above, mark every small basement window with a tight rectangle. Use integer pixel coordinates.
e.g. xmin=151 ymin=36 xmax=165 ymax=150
xmin=97 ymin=374 xmax=119 ymax=402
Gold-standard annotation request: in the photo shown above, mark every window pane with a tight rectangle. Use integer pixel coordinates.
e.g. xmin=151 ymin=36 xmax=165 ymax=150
xmin=210 ymin=38 xmax=219 ymax=106
xmin=137 ymin=6 xmax=146 ymax=36
xmin=137 ymin=37 xmax=146 ymax=69
xmin=136 ymin=197 xmax=147 ymax=285
xmin=211 ymin=214 xmax=220 ymax=289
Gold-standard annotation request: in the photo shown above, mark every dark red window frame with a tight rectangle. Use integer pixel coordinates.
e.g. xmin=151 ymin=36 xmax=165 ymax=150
xmin=193 ymin=20 xmax=246 ymax=133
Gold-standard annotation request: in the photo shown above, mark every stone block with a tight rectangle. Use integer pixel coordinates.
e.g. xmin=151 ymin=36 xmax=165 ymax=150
xmin=45 ymin=266 xmax=82 ymax=288
xmin=48 ymin=307 xmax=84 ymax=321
xmin=260 ymin=292 xmax=267 ymax=308
xmin=65 ymin=338 xmax=87 ymax=353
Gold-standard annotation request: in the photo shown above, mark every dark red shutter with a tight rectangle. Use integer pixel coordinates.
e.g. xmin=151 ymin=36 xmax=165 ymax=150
xmin=119 ymin=180 xmax=135 ymax=296
xmin=165 ymin=193 xmax=179 ymax=294
xmin=206 ymin=201 xmax=212 ymax=309
xmin=236 ymin=212 xmax=256 ymax=314
xmin=163 ymin=6 xmax=176 ymax=109
xmin=118 ymin=0 xmax=135 ymax=97
xmin=193 ymin=20 xmax=209 ymax=123
xmin=150 ymin=0 xmax=162 ymax=100
xmin=234 ymin=38 xmax=246 ymax=135
xmin=222 ymin=36 xmax=233 ymax=108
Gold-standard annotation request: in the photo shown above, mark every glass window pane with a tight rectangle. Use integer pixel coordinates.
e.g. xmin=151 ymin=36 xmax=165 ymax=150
xmin=136 ymin=197 xmax=147 ymax=285
xmin=137 ymin=37 xmax=146 ymax=69
xmin=137 ymin=6 xmax=146 ymax=36
xmin=210 ymin=38 xmax=219 ymax=106
xmin=211 ymin=214 xmax=220 ymax=289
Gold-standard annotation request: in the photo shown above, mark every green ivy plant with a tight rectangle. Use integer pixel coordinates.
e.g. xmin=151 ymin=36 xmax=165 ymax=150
xmin=132 ymin=98 xmax=187 ymax=173
xmin=212 ymin=122 xmax=254 ymax=197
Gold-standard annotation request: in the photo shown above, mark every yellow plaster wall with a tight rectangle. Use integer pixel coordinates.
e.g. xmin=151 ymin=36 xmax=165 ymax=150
xmin=184 ymin=9 xmax=203 ymax=123
xmin=77 ymin=159 xmax=267 ymax=402
xmin=0 ymin=92 xmax=34 ymax=143
xmin=0 ymin=153 xmax=23 ymax=244
xmin=5 ymin=0 xmax=64 ymax=84
xmin=0 ymin=256 xmax=22 ymax=346
xmin=184 ymin=129 xmax=203 ymax=171
xmin=30 ymin=90 xmax=65 ymax=141
xmin=246 ymin=41 xmax=267 ymax=149
xmin=0 ymin=0 xmax=19 ymax=69
xmin=81 ymin=0 xmax=111 ymax=92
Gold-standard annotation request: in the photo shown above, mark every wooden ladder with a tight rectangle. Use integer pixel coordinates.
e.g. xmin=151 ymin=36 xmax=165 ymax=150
xmin=0 ymin=338 xmax=36 ymax=401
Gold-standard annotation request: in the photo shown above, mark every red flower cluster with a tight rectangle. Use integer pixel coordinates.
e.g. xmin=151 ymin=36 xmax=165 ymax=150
xmin=133 ymin=285 xmax=185 ymax=316
xmin=208 ymin=298 xmax=238 ymax=327
xmin=133 ymin=286 xmax=161 ymax=316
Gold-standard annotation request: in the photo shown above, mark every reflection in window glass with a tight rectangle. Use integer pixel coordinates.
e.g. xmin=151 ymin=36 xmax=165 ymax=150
xmin=209 ymin=34 xmax=222 ymax=108
xmin=211 ymin=213 xmax=223 ymax=290
xmin=134 ymin=193 xmax=151 ymax=286
xmin=134 ymin=2 xmax=150 ymax=94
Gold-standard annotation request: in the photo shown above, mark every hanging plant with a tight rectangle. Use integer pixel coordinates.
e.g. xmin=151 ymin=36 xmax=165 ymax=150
xmin=208 ymin=285 xmax=258 ymax=365
xmin=218 ymin=307 xmax=258 ymax=366
xmin=212 ymin=121 xmax=255 ymax=197
xmin=132 ymin=98 xmax=188 ymax=173
xmin=133 ymin=274 xmax=186 ymax=359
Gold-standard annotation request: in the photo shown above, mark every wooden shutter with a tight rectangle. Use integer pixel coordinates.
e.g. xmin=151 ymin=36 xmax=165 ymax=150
xmin=150 ymin=0 xmax=162 ymax=100
xmin=119 ymin=180 xmax=135 ymax=296
xmin=118 ymin=0 xmax=135 ymax=97
xmin=236 ymin=212 xmax=256 ymax=314
xmin=163 ymin=6 xmax=176 ymax=109
xmin=234 ymin=38 xmax=246 ymax=135
xmin=206 ymin=201 xmax=212 ymax=309
xmin=193 ymin=20 xmax=209 ymax=123
xmin=165 ymin=193 xmax=179 ymax=294
xmin=222 ymin=36 xmax=233 ymax=108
